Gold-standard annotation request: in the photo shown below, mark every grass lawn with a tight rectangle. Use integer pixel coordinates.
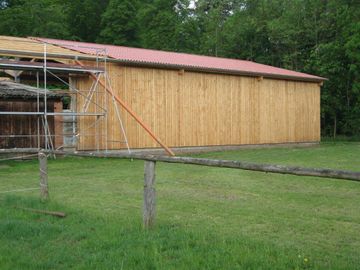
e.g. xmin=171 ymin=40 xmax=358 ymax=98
xmin=0 ymin=142 xmax=359 ymax=269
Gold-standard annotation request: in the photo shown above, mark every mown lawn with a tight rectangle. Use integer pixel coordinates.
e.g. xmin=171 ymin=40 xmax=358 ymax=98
xmin=0 ymin=142 xmax=359 ymax=269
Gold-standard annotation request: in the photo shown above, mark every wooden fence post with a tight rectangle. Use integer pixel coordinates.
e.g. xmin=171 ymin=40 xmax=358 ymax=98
xmin=143 ymin=160 xmax=156 ymax=228
xmin=38 ymin=151 xmax=49 ymax=201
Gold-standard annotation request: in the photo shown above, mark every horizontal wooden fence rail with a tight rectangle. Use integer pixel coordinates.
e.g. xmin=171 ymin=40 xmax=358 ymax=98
xmin=50 ymin=151 xmax=360 ymax=182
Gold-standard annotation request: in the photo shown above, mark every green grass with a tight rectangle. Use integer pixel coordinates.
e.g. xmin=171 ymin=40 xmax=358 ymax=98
xmin=0 ymin=142 xmax=359 ymax=269
xmin=321 ymin=135 xmax=360 ymax=142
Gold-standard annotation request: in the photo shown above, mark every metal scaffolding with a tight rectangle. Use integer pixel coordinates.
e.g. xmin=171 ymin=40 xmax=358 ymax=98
xmin=0 ymin=38 xmax=131 ymax=154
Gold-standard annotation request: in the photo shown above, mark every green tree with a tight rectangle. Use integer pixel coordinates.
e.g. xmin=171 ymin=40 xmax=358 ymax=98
xmin=97 ymin=0 xmax=139 ymax=47
xmin=305 ymin=0 xmax=360 ymax=137
xmin=194 ymin=0 xmax=240 ymax=56
xmin=65 ymin=0 xmax=109 ymax=42
xmin=137 ymin=0 xmax=188 ymax=51
xmin=0 ymin=0 xmax=70 ymax=38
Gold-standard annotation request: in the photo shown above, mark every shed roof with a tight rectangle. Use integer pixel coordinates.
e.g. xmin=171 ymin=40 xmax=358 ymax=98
xmin=33 ymin=37 xmax=325 ymax=83
xmin=0 ymin=81 xmax=64 ymax=100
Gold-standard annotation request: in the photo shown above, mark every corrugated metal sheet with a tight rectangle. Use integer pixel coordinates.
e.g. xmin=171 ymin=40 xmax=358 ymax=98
xmin=33 ymin=37 xmax=325 ymax=82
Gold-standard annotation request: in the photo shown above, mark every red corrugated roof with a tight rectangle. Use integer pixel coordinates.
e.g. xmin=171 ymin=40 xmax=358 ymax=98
xmin=33 ymin=37 xmax=325 ymax=82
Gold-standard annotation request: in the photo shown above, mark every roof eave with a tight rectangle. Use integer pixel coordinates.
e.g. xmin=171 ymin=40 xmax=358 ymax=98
xmin=111 ymin=59 xmax=327 ymax=83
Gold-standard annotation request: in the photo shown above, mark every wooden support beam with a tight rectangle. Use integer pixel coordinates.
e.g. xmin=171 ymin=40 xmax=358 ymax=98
xmin=38 ymin=151 xmax=49 ymax=201
xmin=75 ymin=60 xmax=175 ymax=156
xmin=51 ymin=151 xmax=360 ymax=182
xmin=143 ymin=160 xmax=156 ymax=228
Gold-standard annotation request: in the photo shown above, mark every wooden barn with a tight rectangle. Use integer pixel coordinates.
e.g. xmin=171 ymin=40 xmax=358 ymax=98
xmin=0 ymin=36 xmax=325 ymax=154
xmin=0 ymin=80 xmax=64 ymax=149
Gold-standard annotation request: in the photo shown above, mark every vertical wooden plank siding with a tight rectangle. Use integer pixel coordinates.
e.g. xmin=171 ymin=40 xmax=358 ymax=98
xmin=0 ymin=100 xmax=57 ymax=149
xmin=74 ymin=64 xmax=321 ymax=150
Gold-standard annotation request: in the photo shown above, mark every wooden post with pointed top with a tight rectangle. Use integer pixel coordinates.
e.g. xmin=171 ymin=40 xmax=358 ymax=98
xmin=143 ymin=160 xmax=156 ymax=228
xmin=38 ymin=151 xmax=49 ymax=201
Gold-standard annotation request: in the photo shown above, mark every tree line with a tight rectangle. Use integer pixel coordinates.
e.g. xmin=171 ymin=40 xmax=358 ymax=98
xmin=0 ymin=0 xmax=359 ymax=137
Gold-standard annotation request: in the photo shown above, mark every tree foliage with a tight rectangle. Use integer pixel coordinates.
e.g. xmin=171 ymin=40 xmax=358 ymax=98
xmin=97 ymin=0 xmax=139 ymax=46
xmin=0 ymin=0 xmax=359 ymax=137
xmin=66 ymin=0 xmax=109 ymax=42
xmin=0 ymin=0 xmax=69 ymax=38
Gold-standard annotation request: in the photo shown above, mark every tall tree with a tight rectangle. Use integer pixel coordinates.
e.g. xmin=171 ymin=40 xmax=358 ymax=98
xmin=304 ymin=0 xmax=360 ymax=137
xmin=137 ymin=0 xmax=187 ymax=51
xmin=194 ymin=0 xmax=241 ymax=56
xmin=65 ymin=0 xmax=109 ymax=42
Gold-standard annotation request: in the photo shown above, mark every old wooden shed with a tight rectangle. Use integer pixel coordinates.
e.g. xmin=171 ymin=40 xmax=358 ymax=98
xmin=0 ymin=80 xmax=64 ymax=149
xmin=0 ymin=36 xmax=325 ymax=153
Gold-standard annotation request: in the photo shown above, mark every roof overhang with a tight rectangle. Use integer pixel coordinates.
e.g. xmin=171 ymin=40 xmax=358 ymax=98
xmin=111 ymin=59 xmax=327 ymax=83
